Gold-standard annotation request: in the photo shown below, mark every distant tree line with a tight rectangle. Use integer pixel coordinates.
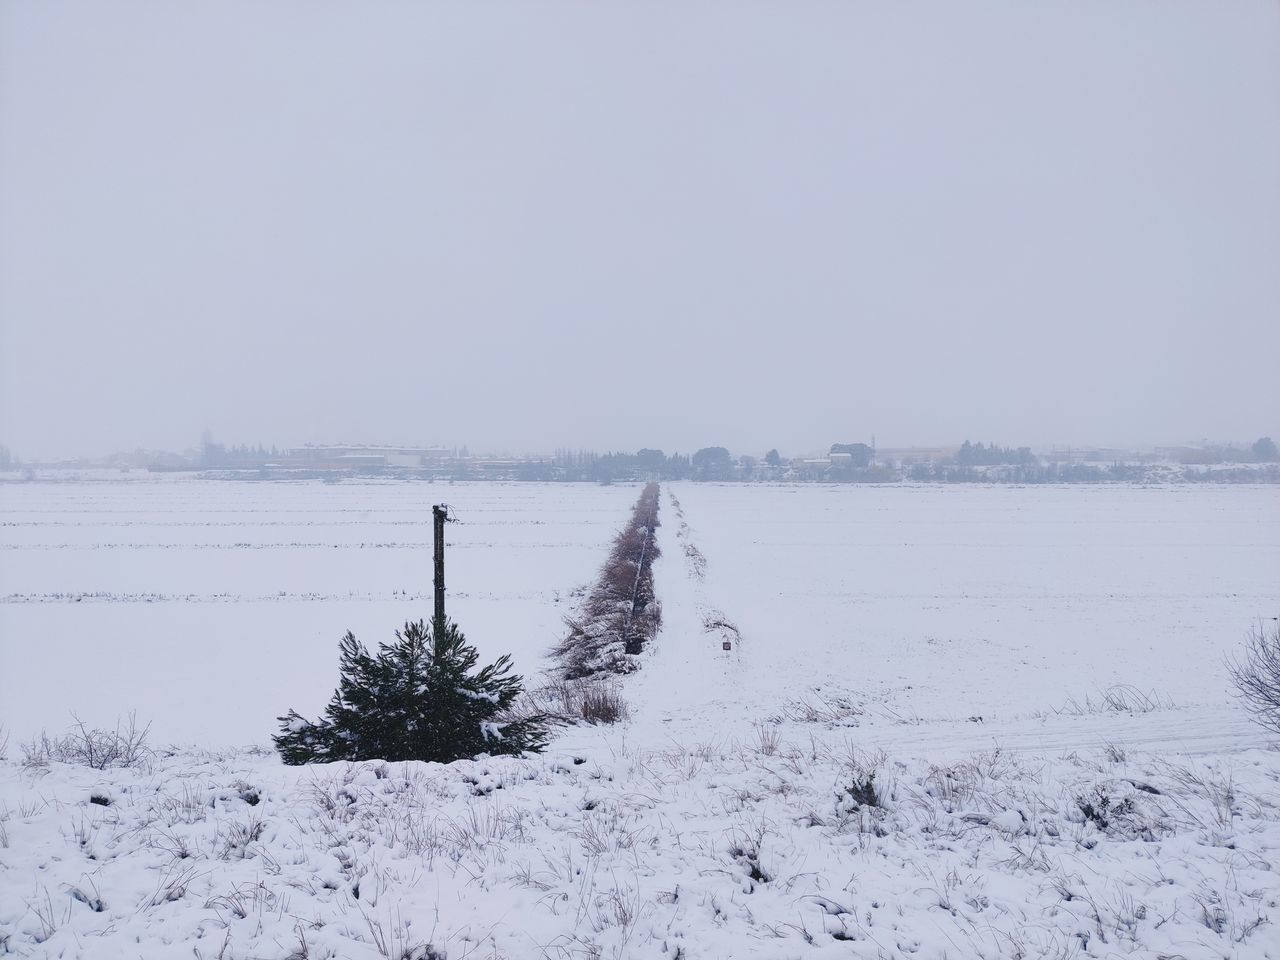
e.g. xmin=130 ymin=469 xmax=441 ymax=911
xmin=552 ymin=448 xmax=698 ymax=483
xmin=84 ymin=431 xmax=1279 ymax=484
xmin=201 ymin=441 xmax=283 ymax=467
xmin=955 ymin=441 xmax=1037 ymax=466
xmin=909 ymin=461 xmax=1150 ymax=483
xmin=547 ymin=446 xmax=774 ymax=483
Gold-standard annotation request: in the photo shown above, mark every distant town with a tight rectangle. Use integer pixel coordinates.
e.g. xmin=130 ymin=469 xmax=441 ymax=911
xmin=2 ymin=435 xmax=1277 ymax=484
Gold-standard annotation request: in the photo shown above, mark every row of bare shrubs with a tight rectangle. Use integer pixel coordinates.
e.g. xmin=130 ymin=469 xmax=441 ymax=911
xmin=19 ymin=713 xmax=152 ymax=770
xmin=553 ymin=482 xmax=662 ymax=680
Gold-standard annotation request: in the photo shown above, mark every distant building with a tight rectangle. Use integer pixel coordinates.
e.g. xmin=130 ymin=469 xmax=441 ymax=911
xmin=336 ymin=454 xmax=387 ymax=467
xmin=792 ymin=458 xmax=832 ymax=479
xmin=288 ymin=445 xmax=453 ymax=468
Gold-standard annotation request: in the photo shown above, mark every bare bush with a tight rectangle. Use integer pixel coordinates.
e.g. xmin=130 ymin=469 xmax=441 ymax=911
xmin=519 ymin=678 xmax=629 ymax=725
xmin=1228 ymin=619 xmax=1280 ymax=733
xmin=703 ymin=612 xmax=740 ymax=650
xmin=21 ymin=713 xmax=151 ymax=770
xmin=570 ymin=680 xmax=628 ymax=724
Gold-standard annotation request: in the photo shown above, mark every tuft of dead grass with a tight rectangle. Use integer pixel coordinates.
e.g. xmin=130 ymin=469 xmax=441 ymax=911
xmin=518 ymin=678 xmax=630 ymax=726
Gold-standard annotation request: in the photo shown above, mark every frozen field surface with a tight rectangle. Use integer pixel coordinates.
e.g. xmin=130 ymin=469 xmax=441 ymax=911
xmin=2 ymin=477 xmax=1278 ymax=958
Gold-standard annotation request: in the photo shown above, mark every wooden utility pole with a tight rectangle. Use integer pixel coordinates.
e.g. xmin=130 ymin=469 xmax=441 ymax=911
xmin=432 ymin=504 xmax=448 ymax=625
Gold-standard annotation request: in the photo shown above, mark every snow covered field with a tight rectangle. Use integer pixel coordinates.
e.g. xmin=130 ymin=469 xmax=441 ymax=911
xmin=2 ymin=477 xmax=1278 ymax=958
xmin=635 ymin=483 xmax=1279 ymax=756
xmin=1 ymin=478 xmax=638 ymax=744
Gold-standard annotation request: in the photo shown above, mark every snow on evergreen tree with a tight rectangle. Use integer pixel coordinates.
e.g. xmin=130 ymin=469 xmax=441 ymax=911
xmin=274 ymin=618 xmax=549 ymax=764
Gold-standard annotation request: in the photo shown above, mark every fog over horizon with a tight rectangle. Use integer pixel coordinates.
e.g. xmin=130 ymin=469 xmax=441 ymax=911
xmin=2 ymin=1 xmax=1277 ymax=462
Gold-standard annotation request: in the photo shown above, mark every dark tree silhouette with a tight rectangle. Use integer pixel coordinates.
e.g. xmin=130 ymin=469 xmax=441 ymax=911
xmin=275 ymin=618 xmax=548 ymax=765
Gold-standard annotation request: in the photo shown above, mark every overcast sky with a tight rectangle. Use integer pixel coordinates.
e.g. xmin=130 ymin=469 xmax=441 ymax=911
xmin=1 ymin=1 xmax=1277 ymax=459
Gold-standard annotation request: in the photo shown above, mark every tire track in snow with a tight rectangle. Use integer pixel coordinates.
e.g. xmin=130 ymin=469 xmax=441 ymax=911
xmin=843 ymin=703 xmax=1273 ymax=759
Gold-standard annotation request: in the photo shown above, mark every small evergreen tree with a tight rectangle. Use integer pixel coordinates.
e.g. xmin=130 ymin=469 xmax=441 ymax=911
xmin=275 ymin=618 xmax=549 ymax=765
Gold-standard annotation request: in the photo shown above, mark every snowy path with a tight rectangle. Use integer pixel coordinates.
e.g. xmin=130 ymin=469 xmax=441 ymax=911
xmin=625 ymin=490 xmax=748 ymax=733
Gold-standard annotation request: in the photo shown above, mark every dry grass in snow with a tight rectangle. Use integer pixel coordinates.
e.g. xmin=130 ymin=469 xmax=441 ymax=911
xmin=2 ymin=734 xmax=1277 ymax=959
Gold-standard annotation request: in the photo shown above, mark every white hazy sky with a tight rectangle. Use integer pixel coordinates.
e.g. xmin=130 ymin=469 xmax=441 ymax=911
xmin=1 ymin=0 xmax=1277 ymax=459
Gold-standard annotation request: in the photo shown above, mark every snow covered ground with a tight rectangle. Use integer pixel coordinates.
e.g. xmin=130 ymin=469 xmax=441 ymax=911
xmin=631 ymin=483 xmax=1279 ymax=756
xmin=2 ymin=477 xmax=1278 ymax=957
